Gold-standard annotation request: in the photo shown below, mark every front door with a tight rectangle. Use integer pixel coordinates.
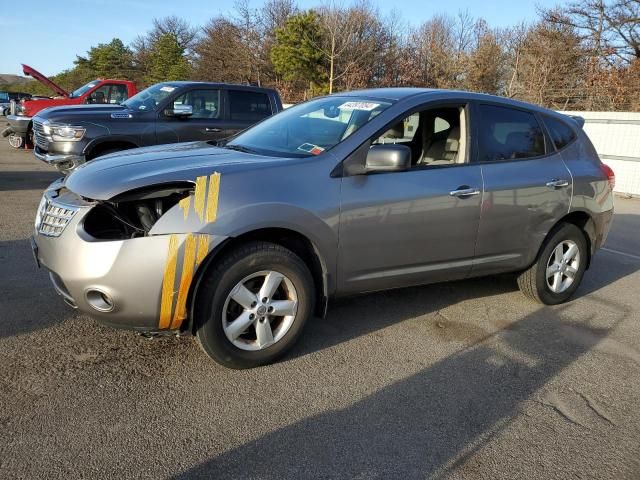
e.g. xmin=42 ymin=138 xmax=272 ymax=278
xmin=338 ymin=103 xmax=483 ymax=295
xmin=156 ymin=88 xmax=227 ymax=144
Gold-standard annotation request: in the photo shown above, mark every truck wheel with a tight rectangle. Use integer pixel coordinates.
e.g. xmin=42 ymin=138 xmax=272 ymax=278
xmin=194 ymin=241 xmax=314 ymax=369
xmin=517 ymin=223 xmax=588 ymax=305
xmin=8 ymin=134 xmax=23 ymax=149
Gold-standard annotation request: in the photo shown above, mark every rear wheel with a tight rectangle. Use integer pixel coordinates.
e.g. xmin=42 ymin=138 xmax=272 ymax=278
xmin=195 ymin=241 xmax=314 ymax=369
xmin=517 ymin=223 xmax=588 ymax=304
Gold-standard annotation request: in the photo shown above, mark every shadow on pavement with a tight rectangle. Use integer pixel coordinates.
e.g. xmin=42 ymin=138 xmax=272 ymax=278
xmin=0 ymin=170 xmax=60 ymax=191
xmin=174 ymin=301 xmax=626 ymax=479
xmin=0 ymin=239 xmax=69 ymax=338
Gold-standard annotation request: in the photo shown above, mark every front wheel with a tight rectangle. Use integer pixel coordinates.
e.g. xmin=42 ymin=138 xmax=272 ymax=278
xmin=8 ymin=133 xmax=24 ymax=149
xmin=517 ymin=223 xmax=588 ymax=305
xmin=195 ymin=242 xmax=314 ymax=369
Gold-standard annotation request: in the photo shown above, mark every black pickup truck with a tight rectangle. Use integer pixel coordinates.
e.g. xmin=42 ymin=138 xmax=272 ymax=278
xmin=31 ymin=82 xmax=283 ymax=173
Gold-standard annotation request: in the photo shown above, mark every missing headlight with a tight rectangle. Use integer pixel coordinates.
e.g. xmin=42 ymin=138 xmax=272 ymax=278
xmin=82 ymin=183 xmax=193 ymax=240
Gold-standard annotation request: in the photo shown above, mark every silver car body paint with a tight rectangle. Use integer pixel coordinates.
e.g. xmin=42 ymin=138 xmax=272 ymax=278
xmin=33 ymin=89 xmax=614 ymax=332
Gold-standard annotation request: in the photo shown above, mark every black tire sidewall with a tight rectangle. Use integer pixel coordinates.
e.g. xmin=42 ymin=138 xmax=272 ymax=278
xmin=195 ymin=244 xmax=314 ymax=368
xmin=535 ymin=223 xmax=588 ymax=304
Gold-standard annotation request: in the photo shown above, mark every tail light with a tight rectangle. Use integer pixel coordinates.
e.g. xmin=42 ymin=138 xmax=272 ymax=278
xmin=600 ymin=163 xmax=615 ymax=190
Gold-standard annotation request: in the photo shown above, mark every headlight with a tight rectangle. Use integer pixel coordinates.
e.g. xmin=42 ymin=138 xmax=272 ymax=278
xmin=48 ymin=124 xmax=86 ymax=142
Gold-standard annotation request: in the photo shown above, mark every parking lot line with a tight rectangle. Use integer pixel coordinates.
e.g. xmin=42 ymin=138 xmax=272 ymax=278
xmin=601 ymin=247 xmax=640 ymax=261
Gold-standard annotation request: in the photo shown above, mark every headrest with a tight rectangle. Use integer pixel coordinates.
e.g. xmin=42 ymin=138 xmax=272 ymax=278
xmin=385 ymin=122 xmax=405 ymax=139
xmin=445 ymin=125 xmax=460 ymax=151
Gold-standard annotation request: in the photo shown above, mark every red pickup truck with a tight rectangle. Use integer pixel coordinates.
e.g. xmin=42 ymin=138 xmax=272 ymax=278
xmin=3 ymin=64 xmax=138 ymax=148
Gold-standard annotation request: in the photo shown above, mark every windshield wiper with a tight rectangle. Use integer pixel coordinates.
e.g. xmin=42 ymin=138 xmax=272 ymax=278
xmin=224 ymin=144 xmax=257 ymax=154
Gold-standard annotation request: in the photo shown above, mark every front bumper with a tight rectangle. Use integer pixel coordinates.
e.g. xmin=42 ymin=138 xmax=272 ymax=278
xmin=34 ymin=145 xmax=84 ymax=173
xmin=6 ymin=114 xmax=30 ymax=134
xmin=33 ymin=188 xmax=225 ymax=331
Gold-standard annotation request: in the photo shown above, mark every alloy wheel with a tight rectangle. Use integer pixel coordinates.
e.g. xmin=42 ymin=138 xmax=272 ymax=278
xmin=545 ymin=240 xmax=580 ymax=294
xmin=222 ymin=270 xmax=298 ymax=351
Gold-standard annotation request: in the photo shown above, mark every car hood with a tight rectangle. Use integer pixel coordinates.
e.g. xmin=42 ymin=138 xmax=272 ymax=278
xmin=36 ymin=104 xmax=127 ymax=122
xmin=65 ymin=142 xmax=284 ymax=200
xmin=22 ymin=64 xmax=69 ymax=97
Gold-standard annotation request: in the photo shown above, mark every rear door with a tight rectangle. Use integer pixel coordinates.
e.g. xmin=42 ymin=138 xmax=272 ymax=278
xmin=155 ymin=88 xmax=227 ymax=143
xmin=471 ymin=102 xmax=572 ymax=275
xmin=223 ymin=89 xmax=275 ymax=137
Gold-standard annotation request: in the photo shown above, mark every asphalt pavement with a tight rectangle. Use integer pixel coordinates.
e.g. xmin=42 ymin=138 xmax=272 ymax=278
xmin=1 ymin=141 xmax=639 ymax=479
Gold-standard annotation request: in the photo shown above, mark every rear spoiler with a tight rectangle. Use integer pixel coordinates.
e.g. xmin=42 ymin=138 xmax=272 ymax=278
xmin=568 ymin=115 xmax=585 ymax=129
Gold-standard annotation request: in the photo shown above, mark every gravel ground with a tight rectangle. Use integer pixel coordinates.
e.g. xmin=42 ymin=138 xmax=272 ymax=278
xmin=0 ymin=141 xmax=639 ymax=479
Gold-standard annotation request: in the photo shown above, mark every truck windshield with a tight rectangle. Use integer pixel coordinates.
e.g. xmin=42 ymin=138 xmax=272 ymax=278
xmin=69 ymin=80 xmax=100 ymax=98
xmin=226 ymin=96 xmax=392 ymax=157
xmin=122 ymin=83 xmax=180 ymax=111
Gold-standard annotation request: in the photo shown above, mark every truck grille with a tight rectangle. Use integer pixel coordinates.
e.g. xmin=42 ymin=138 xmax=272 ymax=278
xmin=36 ymin=196 xmax=78 ymax=237
xmin=32 ymin=119 xmax=49 ymax=150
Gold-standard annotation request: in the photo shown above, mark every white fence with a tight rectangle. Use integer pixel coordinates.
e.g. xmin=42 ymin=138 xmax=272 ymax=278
xmin=562 ymin=111 xmax=640 ymax=196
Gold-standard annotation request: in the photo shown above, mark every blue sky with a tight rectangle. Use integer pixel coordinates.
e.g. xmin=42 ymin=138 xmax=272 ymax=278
xmin=0 ymin=0 xmax=558 ymax=77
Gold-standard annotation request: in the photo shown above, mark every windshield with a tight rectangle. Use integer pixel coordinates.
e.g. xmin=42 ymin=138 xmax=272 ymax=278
xmin=227 ymin=96 xmax=392 ymax=157
xmin=122 ymin=83 xmax=180 ymax=111
xmin=69 ymin=80 xmax=100 ymax=98
xmin=0 ymin=92 xmax=8 ymax=102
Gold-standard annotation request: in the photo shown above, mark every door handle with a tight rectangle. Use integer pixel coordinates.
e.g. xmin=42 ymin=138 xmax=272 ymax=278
xmin=205 ymin=128 xmax=222 ymax=133
xmin=449 ymin=187 xmax=481 ymax=198
xmin=545 ymin=179 xmax=569 ymax=188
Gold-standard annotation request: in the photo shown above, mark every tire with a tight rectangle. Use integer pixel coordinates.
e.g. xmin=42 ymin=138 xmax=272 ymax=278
xmin=194 ymin=241 xmax=314 ymax=369
xmin=517 ymin=223 xmax=588 ymax=305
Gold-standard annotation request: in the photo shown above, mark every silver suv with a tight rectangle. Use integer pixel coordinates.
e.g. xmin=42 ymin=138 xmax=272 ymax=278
xmin=32 ymin=89 xmax=615 ymax=368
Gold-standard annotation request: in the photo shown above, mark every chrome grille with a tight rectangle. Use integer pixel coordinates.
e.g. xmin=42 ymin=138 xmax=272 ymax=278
xmin=36 ymin=197 xmax=78 ymax=237
xmin=32 ymin=119 xmax=49 ymax=150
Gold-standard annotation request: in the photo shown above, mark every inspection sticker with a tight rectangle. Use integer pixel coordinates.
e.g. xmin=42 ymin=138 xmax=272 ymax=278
xmin=298 ymin=143 xmax=325 ymax=155
xmin=339 ymin=101 xmax=380 ymax=111
xmin=160 ymin=86 xmax=176 ymax=92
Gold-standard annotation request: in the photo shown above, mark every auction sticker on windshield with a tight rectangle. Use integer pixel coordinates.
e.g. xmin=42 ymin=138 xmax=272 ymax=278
xmin=160 ymin=86 xmax=176 ymax=92
xmin=297 ymin=143 xmax=325 ymax=155
xmin=340 ymin=101 xmax=380 ymax=111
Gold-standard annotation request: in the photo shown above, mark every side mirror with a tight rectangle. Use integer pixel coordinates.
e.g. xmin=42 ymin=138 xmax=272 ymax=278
xmin=365 ymin=144 xmax=411 ymax=173
xmin=165 ymin=104 xmax=193 ymax=117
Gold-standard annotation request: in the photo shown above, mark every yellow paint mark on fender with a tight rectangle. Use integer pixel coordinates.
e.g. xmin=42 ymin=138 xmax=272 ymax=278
xmin=178 ymin=196 xmax=191 ymax=220
xmin=171 ymin=234 xmax=197 ymax=329
xmin=193 ymin=175 xmax=207 ymax=222
xmin=159 ymin=234 xmax=179 ymax=329
xmin=205 ymin=172 xmax=221 ymax=223
xmin=195 ymin=234 xmax=210 ymax=266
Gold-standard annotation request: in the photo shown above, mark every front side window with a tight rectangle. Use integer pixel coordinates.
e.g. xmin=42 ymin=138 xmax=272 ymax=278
xmin=227 ymin=96 xmax=392 ymax=157
xmin=122 ymin=83 xmax=181 ymax=111
xmin=372 ymin=105 xmax=467 ymax=167
xmin=171 ymin=89 xmax=220 ymax=119
xmin=86 ymin=84 xmax=110 ymax=104
xmin=477 ymin=104 xmax=545 ymax=162
xmin=543 ymin=115 xmax=577 ymax=151
xmin=229 ymin=90 xmax=271 ymax=121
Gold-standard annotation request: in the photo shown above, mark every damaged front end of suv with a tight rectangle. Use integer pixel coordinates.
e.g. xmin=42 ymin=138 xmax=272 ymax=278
xmin=33 ymin=146 xmax=231 ymax=334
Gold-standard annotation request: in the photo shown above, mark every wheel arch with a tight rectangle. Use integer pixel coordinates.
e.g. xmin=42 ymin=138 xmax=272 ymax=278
xmin=185 ymin=227 xmax=329 ymax=334
xmin=538 ymin=210 xmax=596 ymax=270
xmin=85 ymin=139 xmax=139 ymax=159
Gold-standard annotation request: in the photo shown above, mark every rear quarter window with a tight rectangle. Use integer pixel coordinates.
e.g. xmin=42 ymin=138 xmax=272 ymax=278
xmin=477 ymin=104 xmax=546 ymax=162
xmin=543 ymin=115 xmax=577 ymax=150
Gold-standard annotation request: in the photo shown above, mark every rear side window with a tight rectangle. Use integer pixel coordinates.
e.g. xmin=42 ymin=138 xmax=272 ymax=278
xmin=477 ymin=104 xmax=545 ymax=161
xmin=543 ymin=115 xmax=577 ymax=150
xmin=229 ymin=90 xmax=272 ymax=122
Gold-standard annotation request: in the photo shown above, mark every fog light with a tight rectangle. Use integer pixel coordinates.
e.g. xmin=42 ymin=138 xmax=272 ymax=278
xmin=85 ymin=289 xmax=115 ymax=312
